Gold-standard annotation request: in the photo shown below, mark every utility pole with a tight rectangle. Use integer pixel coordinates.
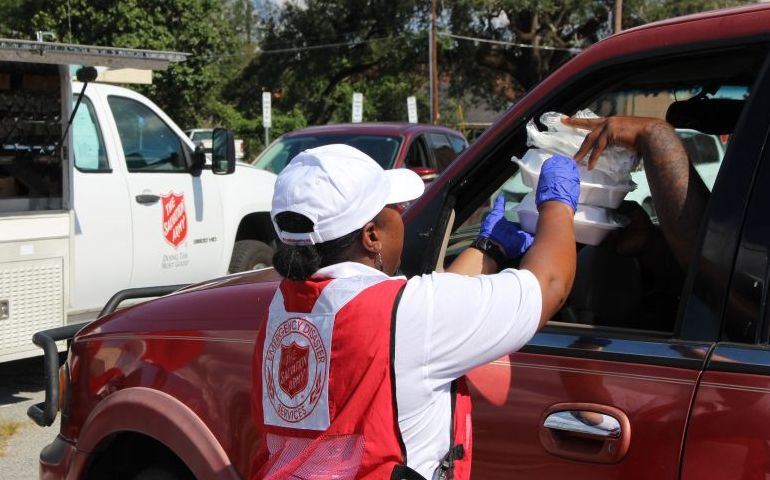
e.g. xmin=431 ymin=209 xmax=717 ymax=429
xmin=614 ymin=0 xmax=623 ymax=33
xmin=428 ymin=27 xmax=433 ymax=124
xmin=430 ymin=0 xmax=439 ymax=124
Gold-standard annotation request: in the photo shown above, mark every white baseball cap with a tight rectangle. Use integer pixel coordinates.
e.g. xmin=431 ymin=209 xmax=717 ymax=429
xmin=271 ymin=144 xmax=425 ymax=245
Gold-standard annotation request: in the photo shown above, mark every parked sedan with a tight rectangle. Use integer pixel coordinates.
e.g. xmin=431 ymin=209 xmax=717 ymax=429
xmin=252 ymin=123 xmax=468 ymax=182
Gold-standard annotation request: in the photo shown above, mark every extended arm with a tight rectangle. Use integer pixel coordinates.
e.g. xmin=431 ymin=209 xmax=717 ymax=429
xmin=520 ymin=201 xmax=576 ymax=328
xmin=518 ymin=154 xmax=579 ymax=328
xmin=446 ymin=245 xmax=499 ymax=275
xmin=447 ymin=195 xmax=533 ymax=276
xmin=563 ymin=116 xmax=709 ymax=268
xmin=450 ymin=156 xmax=578 ymax=328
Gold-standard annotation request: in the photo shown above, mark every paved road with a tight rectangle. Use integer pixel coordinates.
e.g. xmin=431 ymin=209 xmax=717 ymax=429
xmin=0 ymin=356 xmax=60 ymax=480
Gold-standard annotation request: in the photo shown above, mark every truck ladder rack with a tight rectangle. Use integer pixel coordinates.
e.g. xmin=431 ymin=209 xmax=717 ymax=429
xmin=0 ymin=38 xmax=188 ymax=70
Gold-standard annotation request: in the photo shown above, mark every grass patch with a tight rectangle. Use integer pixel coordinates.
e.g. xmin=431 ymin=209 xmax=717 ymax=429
xmin=0 ymin=420 xmax=25 ymax=456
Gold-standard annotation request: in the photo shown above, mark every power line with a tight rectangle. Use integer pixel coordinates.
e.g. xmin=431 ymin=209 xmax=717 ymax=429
xmin=258 ymin=35 xmax=405 ymax=55
xmin=194 ymin=34 xmax=405 ymax=60
xmin=257 ymin=27 xmax=400 ymax=51
xmin=438 ymin=31 xmax=582 ymax=53
xmin=199 ymin=29 xmax=580 ymax=61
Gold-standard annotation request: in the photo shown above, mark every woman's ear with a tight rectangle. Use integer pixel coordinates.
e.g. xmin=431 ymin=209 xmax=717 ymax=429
xmin=361 ymin=220 xmax=381 ymax=254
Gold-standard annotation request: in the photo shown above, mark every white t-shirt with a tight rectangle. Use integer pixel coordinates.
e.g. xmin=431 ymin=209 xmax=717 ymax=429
xmin=313 ymin=262 xmax=542 ymax=479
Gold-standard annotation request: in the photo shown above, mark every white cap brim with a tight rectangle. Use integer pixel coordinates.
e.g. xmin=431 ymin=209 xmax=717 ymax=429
xmin=384 ymin=168 xmax=425 ymax=204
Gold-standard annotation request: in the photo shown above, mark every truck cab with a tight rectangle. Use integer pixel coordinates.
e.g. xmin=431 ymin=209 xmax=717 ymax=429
xmin=69 ymin=81 xmax=276 ymax=320
xmin=0 ymin=39 xmax=277 ymax=363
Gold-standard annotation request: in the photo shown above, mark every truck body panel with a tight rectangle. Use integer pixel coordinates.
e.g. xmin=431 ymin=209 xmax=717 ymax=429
xmin=0 ymin=40 xmax=277 ymax=362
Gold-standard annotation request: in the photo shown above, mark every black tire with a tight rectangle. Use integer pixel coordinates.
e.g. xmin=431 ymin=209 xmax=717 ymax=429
xmin=228 ymin=239 xmax=273 ymax=273
xmin=131 ymin=465 xmax=193 ymax=480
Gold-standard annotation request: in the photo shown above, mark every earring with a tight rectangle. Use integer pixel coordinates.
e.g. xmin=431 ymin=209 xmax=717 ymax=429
xmin=375 ymin=251 xmax=384 ymax=271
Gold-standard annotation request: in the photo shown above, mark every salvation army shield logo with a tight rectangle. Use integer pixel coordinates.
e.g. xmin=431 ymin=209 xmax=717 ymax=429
xmin=161 ymin=192 xmax=188 ymax=248
xmin=279 ymin=342 xmax=309 ymax=398
xmin=264 ymin=317 xmax=328 ymax=424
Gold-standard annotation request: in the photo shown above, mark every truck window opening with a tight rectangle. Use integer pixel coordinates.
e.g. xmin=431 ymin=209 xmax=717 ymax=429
xmin=0 ymin=61 xmax=63 ymax=213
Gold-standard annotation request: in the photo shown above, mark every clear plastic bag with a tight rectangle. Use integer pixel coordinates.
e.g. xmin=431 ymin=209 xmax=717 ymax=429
xmin=511 ymin=148 xmax=636 ymax=209
xmin=525 ymin=109 xmax=640 ymax=184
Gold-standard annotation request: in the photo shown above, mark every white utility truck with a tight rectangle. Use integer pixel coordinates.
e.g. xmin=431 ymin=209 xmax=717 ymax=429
xmin=0 ymin=39 xmax=277 ymax=362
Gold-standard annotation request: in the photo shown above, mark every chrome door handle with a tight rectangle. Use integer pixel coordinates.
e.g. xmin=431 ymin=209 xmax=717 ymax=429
xmin=543 ymin=410 xmax=621 ymax=439
xmin=539 ymin=402 xmax=630 ymax=464
xmin=135 ymin=194 xmax=160 ymax=205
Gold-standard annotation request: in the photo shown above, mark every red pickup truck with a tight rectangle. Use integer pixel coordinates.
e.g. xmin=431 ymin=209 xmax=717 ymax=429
xmin=31 ymin=4 xmax=770 ymax=479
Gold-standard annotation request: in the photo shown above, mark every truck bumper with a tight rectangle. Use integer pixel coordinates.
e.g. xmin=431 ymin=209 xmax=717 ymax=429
xmin=39 ymin=435 xmax=86 ymax=480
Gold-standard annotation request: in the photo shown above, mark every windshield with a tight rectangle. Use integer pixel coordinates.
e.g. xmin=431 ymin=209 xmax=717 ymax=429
xmin=253 ymin=134 xmax=402 ymax=173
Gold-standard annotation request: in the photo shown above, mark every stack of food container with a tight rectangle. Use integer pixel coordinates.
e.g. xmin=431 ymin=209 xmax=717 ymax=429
xmin=511 ymin=111 xmax=639 ymax=245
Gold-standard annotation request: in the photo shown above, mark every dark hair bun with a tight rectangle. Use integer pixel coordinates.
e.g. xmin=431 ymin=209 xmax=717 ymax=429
xmin=271 ymin=212 xmax=364 ymax=280
xmin=273 ymin=244 xmax=322 ymax=280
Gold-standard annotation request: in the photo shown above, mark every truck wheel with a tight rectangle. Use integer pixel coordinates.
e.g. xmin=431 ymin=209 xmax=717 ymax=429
xmin=229 ymin=239 xmax=273 ymax=273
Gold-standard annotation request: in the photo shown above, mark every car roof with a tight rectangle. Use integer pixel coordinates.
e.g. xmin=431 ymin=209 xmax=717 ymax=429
xmin=281 ymin=122 xmax=465 ymax=139
xmin=619 ymin=3 xmax=770 ymax=35
xmin=577 ymin=3 xmax=770 ymax=67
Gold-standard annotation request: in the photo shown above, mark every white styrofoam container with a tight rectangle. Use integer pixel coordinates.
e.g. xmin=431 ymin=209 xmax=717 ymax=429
xmin=515 ymin=193 xmax=629 ymax=246
xmin=514 ymin=156 xmax=636 ymax=209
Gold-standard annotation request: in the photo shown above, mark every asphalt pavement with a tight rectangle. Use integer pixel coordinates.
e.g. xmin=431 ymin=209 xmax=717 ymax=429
xmin=0 ymin=356 xmax=60 ymax=480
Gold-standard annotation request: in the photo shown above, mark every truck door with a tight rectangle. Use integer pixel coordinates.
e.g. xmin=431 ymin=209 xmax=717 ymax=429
xmin=70 ymin=92 xmax=132 ymax=315
xmin=680 ymin=93 xmax=770 ymax=479
xmin=105 ymin=92 xmax=225 ymax=288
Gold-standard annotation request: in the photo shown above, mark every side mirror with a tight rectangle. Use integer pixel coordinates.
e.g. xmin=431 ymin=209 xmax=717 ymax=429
xmin=410 ymin=166 xmax=438 ymax=183
xmin=212 ymin=128 xmax=236 ymax=175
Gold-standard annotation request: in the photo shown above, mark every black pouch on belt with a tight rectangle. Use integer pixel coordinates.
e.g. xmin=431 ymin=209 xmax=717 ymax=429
xmin=392 ymin=464 xmax=428 ymax=480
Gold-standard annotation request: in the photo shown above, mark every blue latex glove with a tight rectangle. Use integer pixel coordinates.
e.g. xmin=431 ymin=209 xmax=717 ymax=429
xmin=535 ymin=154 xmax=580 ymax=212
xmin=480 ymin=195 xmax=535 ymax=259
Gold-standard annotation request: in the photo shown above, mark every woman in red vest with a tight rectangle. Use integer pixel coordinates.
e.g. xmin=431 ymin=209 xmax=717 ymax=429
xmin=252 ymin=143 xmax=578 ymax=479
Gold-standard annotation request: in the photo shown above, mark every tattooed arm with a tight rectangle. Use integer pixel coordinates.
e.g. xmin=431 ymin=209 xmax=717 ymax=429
xmin=562 ymin=116 xmax=710 ymax=269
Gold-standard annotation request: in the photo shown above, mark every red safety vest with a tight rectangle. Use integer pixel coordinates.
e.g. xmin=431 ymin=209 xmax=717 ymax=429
xmin=251 ymin=275 xmax=472 ymax=480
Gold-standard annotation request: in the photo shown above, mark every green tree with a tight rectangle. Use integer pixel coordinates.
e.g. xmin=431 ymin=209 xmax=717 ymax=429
xmin=29 ymin=0 xmax=241 ymax=128
xmin=225 ymin=0 xmax=260 ymax=44
xmin=442 ymin=0 xmax=752 ymax=109
xmin=226 ymin=0 xmax=430 ymax=130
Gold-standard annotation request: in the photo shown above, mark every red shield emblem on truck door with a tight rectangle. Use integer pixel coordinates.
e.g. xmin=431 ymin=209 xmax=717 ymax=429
xmin=161 ymin=192 xmax=188 ymax=248
xmin=279 ymin=342 xmax=309 ymax=399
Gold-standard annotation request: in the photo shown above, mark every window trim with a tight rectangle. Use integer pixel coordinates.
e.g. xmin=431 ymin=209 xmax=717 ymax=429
xmin=72 ymin=94 xmax=112 ymax=174
xmin=729 ymin=129 xmax=770 ymax=345
xmin=521 ymin=331 xmax=710 ymax=370
xmin=106 ymin=94 xmax=190 ymax=174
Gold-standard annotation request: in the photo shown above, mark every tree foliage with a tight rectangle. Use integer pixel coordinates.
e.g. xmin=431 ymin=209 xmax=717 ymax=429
xmin=226 ymin=0 xmax=430 ymax=128
xmin=441 ymin=0 xmax=749 ymax=109
xmin=0 ymin=0 xmax=757 ymax=150
xmin=27 ymin=0 xmax=240 ymax=128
